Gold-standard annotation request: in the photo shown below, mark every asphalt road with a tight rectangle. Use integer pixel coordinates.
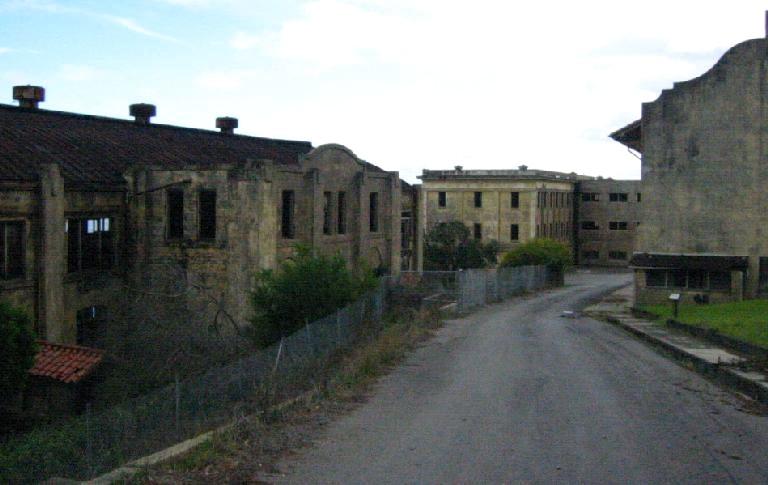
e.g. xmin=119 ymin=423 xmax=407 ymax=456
xmin=273 ymin=271 xmax=768 ymax=484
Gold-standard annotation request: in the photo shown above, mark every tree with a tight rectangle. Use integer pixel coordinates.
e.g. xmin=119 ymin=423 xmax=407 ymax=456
xmin=249 ymin=245 xmax=378 ymax=348
xmin=0 ymin=303 xmax=37 ymax=404
xmin=424 ymin=222 xmax=499 ymax=270
xmin=500 ymin=238 xmax=571 ymax=285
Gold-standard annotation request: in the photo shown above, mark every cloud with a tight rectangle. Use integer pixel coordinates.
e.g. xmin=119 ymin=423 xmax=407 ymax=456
xmin=101 ymin=14 xmax=180 ymax=43
xmin=58 ymin=64 xmax=108 ymax=82
xmin=0 ymin=47 xmax=12 ymax=54
xmin=229 ymin=31 xmax=261 ymax=50
xmin=196 ymin=69 xmax=262 ymax=90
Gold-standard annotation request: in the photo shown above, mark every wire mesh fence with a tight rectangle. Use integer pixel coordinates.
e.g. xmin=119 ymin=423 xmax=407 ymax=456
xmin=0 ymin=284 xmax=387 ymax=483
xmin=457 ymin=265 xmax=549 ymax=313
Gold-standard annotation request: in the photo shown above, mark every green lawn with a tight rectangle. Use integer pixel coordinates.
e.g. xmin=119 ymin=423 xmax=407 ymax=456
xmin=640 ymin=299 xmax=768 ymax=349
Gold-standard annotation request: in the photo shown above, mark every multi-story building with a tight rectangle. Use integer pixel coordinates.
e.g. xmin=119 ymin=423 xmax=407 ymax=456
xmin=611 ymin=19 xmax=768 ymax=303
xmin=575 ymin=179 xmax=641 ymax=267
xmin=0 ymin=86 xmax=403 ymax=346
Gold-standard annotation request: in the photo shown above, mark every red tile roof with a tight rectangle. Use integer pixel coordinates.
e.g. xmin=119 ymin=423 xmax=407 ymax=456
xmin=29 ymin=341 xmax=104 ymax=384
xmin=0 ymin=104 xmax=314 ymax=186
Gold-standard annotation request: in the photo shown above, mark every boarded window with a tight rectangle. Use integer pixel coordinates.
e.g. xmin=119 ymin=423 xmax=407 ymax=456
xmin=167 ymin=190 xmax=184 ymax=239
xmin=473 ymin=223 xmax=482 ymax=239
xmin=337 ymin=192 xmax=347 ymax=234
xmin=369 ymin=192 xmax=379 ymax=232
xmin=67 ymin=217 xmax=114 ymax=273
xmin=281 ymin=190 xmax=295 ymax=239
xmin=323 ymin=191 xmax=332 ymax=235
xmin=199 ymin=190 xmax=217 ymax=240
xmin=0 ymin=221 xmax=24 ymax=279
xmin=510 ymin=192 xmax=519 ymax=208
xmin=474 ymin=191 xmax=482 ymax=208
xmin=510 ymin=224 xmax=519 ymax=241
xmin=438 ymin=191 xmax=447 ymax=207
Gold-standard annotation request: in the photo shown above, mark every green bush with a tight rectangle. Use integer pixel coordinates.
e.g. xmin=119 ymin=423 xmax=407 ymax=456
xmin=248 ymin=245 xmax=378 ymax=348
xmin=424 ymin=222 xmax=499 ymax=270
xmin=0 ymin=302 xmax=37 ymax=406
xmin=500 ymin=238 xmax=572 ymax=272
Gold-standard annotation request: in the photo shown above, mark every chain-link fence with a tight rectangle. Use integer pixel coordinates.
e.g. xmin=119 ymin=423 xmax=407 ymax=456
xmin=0 ymin=284 xmax=386 ymax=483
xmin=388 ymin=271 xmax=458 ymax=309
xmin=457 ymin=265 xmax=549 ymax=313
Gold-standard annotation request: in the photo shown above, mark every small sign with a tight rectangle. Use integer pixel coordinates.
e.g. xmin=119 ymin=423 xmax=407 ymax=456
xmin=669 ymin=293 xmax=681 ymax=301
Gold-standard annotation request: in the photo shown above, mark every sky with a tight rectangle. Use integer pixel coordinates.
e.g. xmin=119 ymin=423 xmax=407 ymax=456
xmin=0 ymin=1 xmax=766 ymax=183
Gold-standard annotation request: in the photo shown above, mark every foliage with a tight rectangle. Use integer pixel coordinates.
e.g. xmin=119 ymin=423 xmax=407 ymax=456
xmin=424 ymin=222 xmax=499 ymax=271
xmin=641 ymin=300 xmax=768 ymax=349
xmin=500 ymin=238 xmax=571 ymax=272
xmin=249 ymin=245 xmax=378 ymax=348
xmin=0 ymin=302 xmax=37 ymax=404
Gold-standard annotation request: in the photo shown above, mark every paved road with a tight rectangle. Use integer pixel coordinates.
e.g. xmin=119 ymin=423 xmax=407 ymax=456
xmin=273 ymin=271 xmax=768 ymax=484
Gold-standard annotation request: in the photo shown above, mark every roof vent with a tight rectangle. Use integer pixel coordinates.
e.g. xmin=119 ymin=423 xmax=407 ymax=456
xmin=454 ymin=165 xmax=463 ymax=172
xmin=13 ymin=85 xmax=45 ymax=109
xmin=129 ymin=103 xmax=156 ymax=125
xmin=216 ymin=116 xmax=238 ymax=135
xmin=518 ymin=164 xmax=528 ymax=170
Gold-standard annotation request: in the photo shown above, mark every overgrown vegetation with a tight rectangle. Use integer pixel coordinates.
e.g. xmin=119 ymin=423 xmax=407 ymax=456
xmin=500 ymin=238 xmax=571 ymax=272
xmin=424 ymin=222 xmax=499 ymax=271
xmin=641 ymin=299 xmax=768 ymax=348
xmin=249 ymin=245 xmax=378 ymax=348
xmin=0 ymin=302 xmax=37 ymax=406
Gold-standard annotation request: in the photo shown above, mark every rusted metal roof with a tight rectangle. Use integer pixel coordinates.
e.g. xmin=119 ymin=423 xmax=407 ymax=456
xmin=29 ymin=340 xmax=104 ymax=384
xmin=629 ymin=252 xmax=748 ymax=271
xmin=609 ymin=119 xmax=642 ymax=153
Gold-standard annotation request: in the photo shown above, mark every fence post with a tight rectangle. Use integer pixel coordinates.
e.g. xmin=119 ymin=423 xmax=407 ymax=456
xmin=86 ymin=402 xmax=93 ymax=478
xmin=175 ymin=371 xmax=181 ymax=440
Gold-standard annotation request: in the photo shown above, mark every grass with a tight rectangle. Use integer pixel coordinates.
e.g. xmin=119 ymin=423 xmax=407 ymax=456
xmin=640 ymin=299 xmax=768 ymax=348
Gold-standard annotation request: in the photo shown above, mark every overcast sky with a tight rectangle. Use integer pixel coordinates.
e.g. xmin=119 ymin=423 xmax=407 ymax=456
xmin=1 ymin=1 xmax=766 ymax=182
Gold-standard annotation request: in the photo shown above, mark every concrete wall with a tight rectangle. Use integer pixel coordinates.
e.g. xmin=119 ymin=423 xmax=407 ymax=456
xmin=577 ymin=179 xmax=641 ymax=266
xmin=637 ymin=38 xmax=768 ymax=297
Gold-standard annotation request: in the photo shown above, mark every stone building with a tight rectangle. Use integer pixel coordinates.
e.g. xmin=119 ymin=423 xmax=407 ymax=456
xmin=575 ymin=179 xmax=641 ymax=267
xmin=611 ymin=19 xmax=768 ymax=303
xmin=0 ymin=86 xmax=402 ymax=346
xmin=418 ymin=167 xmax=641 ymax=269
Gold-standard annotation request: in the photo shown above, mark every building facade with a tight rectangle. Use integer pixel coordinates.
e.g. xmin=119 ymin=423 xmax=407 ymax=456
xmin=575 ymin=179 xmax=641 ymax=267
xmin=0 ymin=86 xmax=402 ymax=346
xmin=611 ymin=23 xmax=768 ymax=303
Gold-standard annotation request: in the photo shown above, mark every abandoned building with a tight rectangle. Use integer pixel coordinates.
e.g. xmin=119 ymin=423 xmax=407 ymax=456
xmin=417 ymin=167 xmax=639 ymax=268
xmin=0 ymin=85 xmax=405 ymax=348
xmin=611 ymin=18 xmax=768 ymax=303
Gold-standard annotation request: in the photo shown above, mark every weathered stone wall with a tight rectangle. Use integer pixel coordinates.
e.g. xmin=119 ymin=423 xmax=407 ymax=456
xmin=577 ymin=179 xmax=641 ymax=266
xmin=638 ymin=38 xmax=768 ymax=297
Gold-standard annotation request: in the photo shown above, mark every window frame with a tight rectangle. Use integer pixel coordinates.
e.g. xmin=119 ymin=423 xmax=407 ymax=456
xmin=0 ymin=221 xmax=24 ymax=280
xmin=198 ymin=189 xmax=217 ymax=240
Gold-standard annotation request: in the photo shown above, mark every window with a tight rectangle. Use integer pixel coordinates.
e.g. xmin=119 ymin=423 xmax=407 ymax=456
xmin=369 ymin=192 xmax=379 ymax=232
xmin=474 ymin=191 xmax=482 ymax=208
xmin=198 ymin=190 xmax=216 ymax=240
xmin=281 ymin=190 xmax=295 ymax=239
xmin=609 ymin=192 xmax=628 ymax=202
xmin=608 ymin=251 xmax=627 ymax=260
xmin=510 ymin=192 xmax=519 ymax=208
xmin=609 ymin=221 xmax=628 ymax=230
xmin=582 ymin=250 xmax=599 ymax=260
xmin=438 ymin=191 xmax=447 ymax=208
xmin=510 ymin=224 xmax=519 ymax=241
xmin=337 ymin=191 xmax=347 ymax=234
xmin=646 ymin=269 xmax=732 ymax=291
xmin=67 ymin=217 xmax=114 ymax=273
xmin=646 ymin=269 xmax=667 ymax=287
xmin=167 ymin=190 xmax=184 ymax=239
xmin=637 ymin=192 xmax=642 ymax=202
xmin=473 ymin=223 xmax=482 ymax=239
xmin=581 ymin=192 xmax=599 ymax=202
xmin=323 ymin=191 xmax=332 ymax=235
xmin=581 ymin=221 xmax=599 ymax=230
xmin=710 ymin=271 xmax=732 ymax=291
xmin=688 ymin=270 xmax=706 ymax=289
xmin=77 ymin=305 xmax=105 ymax=347
xmin=0 ymin=221 xmax=23 ymax=280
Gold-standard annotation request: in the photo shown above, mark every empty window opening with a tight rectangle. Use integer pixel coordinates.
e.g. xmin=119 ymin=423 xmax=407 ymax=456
xmin=337 ymin=191 xmax=347 ymax=234
xmin=67 ymin=217 xmax=114 ymax=273
xmin=199 ymin=190 xmax=217 ymax=240
xmin=474 ymin=191 xmax=483 ymax=208
xmin=473 ymin=223 xmax=482 ymax=239
xmin=369 ymin=192 xmax=379 ymax=232
xmin=581 ymin=221 xmax=599 ymax=230
xmin=510 ymin=192 xmax=519 ymax=209
xmin=438 ymin=191 xmax=447 ymax=208
xmin=77 ymin=305 xmax=106 ymax=348
xmin=609 ymin=221 xmax=628 ymax=230
xmin=637 ymin=192 xmax=642 ymax=202
xmin=323 ymin=191 xmax=332 ymax=235
xmin=0 ymin=221 xmax=23 ymax=279
xmin=510 ymin=224 xmax=519 ymax=241
xmin=609 ymin=192 xmax=628 ymax=202
xmin=167 ymin=190 xmax=184 ymax=239
xmin=581 ymin=192 xmax=599 ymax=202
xmin=281 ymin=190 xmax=295 ymax=239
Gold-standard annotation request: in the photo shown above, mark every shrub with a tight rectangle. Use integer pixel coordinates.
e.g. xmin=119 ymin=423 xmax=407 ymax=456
xmin=500 ymin=238 xmax=572 ymax=272
xmin=0 ymin=302 xmax=37 ymax=406
xmin=248 ymin=245 xmax=377 ymax=348
xmin=424 ymin=222 xmax=499 ymax=270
